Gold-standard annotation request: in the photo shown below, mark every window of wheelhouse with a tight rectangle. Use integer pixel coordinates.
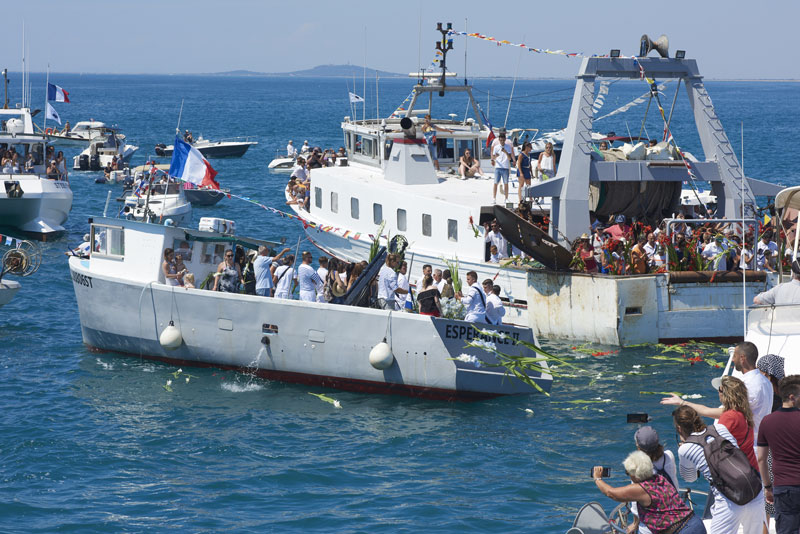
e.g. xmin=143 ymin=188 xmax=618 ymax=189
xmin=397 ymin=209 xmax=407 ymax=231
xmin=422 ymin=214 xmax=432 ymax=237
xmin=330 ymin=191 xmax=338 ymax=214
xmin=351 ymin=197 xmax=359 ymax=219
xmin=314 ymin=187 xmax=322 ymax=209
xmin=447 ymin=219 xmax=458 ymax=242
xmin=91 ymin=224 xmax=125 ymax=259
xmin=362 ymin=137 xmax=375 ymax=158
xmin=373 ymin=203 xmax=383 ymax=225
xmin=456 ymin=139 xmax=475 ymax=162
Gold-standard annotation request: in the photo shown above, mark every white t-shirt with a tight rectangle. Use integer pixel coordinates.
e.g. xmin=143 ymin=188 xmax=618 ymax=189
xmin=287 ymin=143 xmax=296 ymax=157
xmin=739 ymin=248 xmax=754 ymax=270
xmin=274 ymin=265 xmax=295 ymax=297
xmin=435 ymin=279 xmax=446 ymax=294
xmin=491 ymin=141 xmax=514 ymax=170
xmin=485 ymin=231 xmax=508 ymax=259
xmin=397 ymin=272 xmax=410 ymax=307
xmin=297 ymin=263 xmax=322 ymax=293
xmin=643 ymin=242 xmax=656 ymax=263
xmin=741 ymin=368 xmax=774 ymax=446
xmin=485 ymin=293 xmax=505 ymax=325
xmin=756 ymin=240 xmax=778 ymax=270
xmin=291 ymin=165 xmax=308 ymax=182
xmin=702 ymin=242 xmax=727 ymax=271
xmin=378 ymin=264 xmax=398 ymax=302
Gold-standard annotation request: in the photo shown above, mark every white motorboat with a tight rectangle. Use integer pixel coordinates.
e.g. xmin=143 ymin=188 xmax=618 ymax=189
xmin=154 ymin=136 xmax=257 ymax=159
xmin=0 ymin=108 xmax=73 ymax=239
xmin=121 ymin=181 xmax=192 ymax=226
xmin=45 ymin=120 xmax=109 ymax=147
xmin=268 ymin=150 xmax=308 ymax=170
xmin=72 ymin=128 xmax=138 ymax=171
xmin=68 ymin=215 xmax=552 ymax=399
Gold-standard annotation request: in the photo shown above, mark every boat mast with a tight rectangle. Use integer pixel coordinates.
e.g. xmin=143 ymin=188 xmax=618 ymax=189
xmin=175 ymin=99 xmax=184 ymax=136
xmin=435 ymin=22 xmax=453 ymax=97
xmin=42 ymin=65 xmax=49 ymax=129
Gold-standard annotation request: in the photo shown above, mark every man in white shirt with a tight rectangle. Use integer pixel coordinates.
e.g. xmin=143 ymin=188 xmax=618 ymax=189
xmin=484 ymin=220 xmax=509 ymax=260
xmin=377 ymin=253 xmax=407 ymax=310
xmin=643 ymin=233 xmax=657 ymax=267
xmin=702 ymin=236 xmax=727 ymax=271
xmin=756 ymin=232 xmax=778 ymax=271
xmin=456 ymin=271 xmax=486 ymax=323
xmin=273 ymin=255 xmax=296 ymax=299
xmin=297 ymin=251 xmax=324 ymax=302
xmin=490 ymin=132 xmax=514 ymax=204
xmin=286 ymin=140 xmax=297 ymax=158
xmin=315 ymin=257 xmax=329 ymax=302
xmin=254 ymin=245 xmax=290 ymax=297
xmin=291 ymin=157 xmax=308 ymax=183
xmin=754 ymin=260 xmax=800 ymax=305
xmin=433 ymin=269 xmax=445 ymax=293
xmin=397 ymin=261 xmax=411 ymax=311
xmin=300 ymin=140 xmax=310 ymax=154
xmin=482 ymin=280 xmax=505 ymax=325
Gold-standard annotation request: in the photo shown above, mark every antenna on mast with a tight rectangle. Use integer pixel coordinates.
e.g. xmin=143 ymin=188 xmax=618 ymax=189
xmin=435 ymin=22 xmax=453 ymax=97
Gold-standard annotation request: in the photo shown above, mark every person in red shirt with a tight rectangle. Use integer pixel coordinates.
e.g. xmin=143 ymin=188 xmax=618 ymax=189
xmin=717 ymin=376 xmax=759 ymax=471
xmin=576 ymin=233 xmax=598 ymax=273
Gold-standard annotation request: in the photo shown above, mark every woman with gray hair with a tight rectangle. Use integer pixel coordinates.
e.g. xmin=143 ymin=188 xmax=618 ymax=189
xmin=593 ymin=451 xmax=702 ymax=534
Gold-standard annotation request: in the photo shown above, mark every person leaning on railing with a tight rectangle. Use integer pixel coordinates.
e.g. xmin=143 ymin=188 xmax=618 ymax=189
xmin=592 ymin=451 xmax=703 ymax=534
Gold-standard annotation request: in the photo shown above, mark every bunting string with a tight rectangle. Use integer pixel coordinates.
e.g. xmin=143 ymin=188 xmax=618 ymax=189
xmin=0 ymin=234 xmax=25 ymax=248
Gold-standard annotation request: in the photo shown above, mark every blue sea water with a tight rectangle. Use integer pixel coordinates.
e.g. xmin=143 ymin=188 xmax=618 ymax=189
xmin=1 ymin=72 xmax=798 ymax=533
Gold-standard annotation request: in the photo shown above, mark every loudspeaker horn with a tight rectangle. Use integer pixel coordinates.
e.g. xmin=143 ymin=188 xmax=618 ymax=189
xmin=639 ymin=34 xmax=669 ymax=58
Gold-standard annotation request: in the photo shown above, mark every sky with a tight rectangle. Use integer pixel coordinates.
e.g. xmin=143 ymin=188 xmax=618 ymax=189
xmin=4 ymin=0 xmax=799 ymax=79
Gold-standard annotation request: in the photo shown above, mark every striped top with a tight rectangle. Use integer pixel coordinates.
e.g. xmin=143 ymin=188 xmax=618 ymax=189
xmin=677 ymin=423 xmax=738 ymax=501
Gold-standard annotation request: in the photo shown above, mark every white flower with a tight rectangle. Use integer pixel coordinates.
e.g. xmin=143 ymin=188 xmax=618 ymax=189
xmin=469 ymin=339 xmax=497 ymax=351
xmin=185 ymin=377 xmax=190 ymax=383
xmin=177 ymin=368 xmax=183 ymax=373
xmin=455 ymin=354 xmax=482 ymax=367
xmin=682 ymin=394 xmax=703 ymax=399
xmin=632 ymin=365 xmax=642 ymax=369
xmin=333 ymin=400 xmax=342 ymax=409
xmin=166 ymin=379 xmax=172 ymax=386
xmin=524 ymin=408 xmax=534 ymax=414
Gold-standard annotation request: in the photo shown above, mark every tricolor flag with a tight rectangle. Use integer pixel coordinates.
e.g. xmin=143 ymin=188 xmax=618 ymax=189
xmin=169 ymin=137 xmax=220 ymax=190
xmin=45 ymin=102 xmax=61 ymax=125
xmin=47 ymin=83 xmax=70 ymax=103
xmin=479 ymin=108 xmax=496 ymax=148
xmin=349 ymin=92 xmax=364 ymax=104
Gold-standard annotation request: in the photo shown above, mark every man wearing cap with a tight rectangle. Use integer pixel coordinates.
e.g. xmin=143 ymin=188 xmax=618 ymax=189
xmin=490 ymin=132 xmax=515 ymax=204
xmin=754 ymin=259 xmax=800 ymax=305
xmin=757 ymin=375 xmax=800 ymax=534
xmin=662 ymin=341 xmax=773 ymax=448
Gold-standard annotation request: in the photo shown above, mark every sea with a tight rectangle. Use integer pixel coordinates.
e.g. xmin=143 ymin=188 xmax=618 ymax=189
xmin=1 ymin=71 xmax=797 ymax=533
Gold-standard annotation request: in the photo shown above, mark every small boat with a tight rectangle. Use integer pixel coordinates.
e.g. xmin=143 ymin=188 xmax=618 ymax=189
xmin=0 ymin=108 xmax=73 ymax=239
xmin=68 ymin=216 xmax=552 ymax=400
xmin=72 ymin=128 xmax=138 ymax=171
xmin=154 ymin=136 xmax=257 ymax=159
xmin=127 ymin=164 xmax=227 ymax=206
xmin=0 ymin=238 xmax=42 ymax=309
xmin=45 ymin=120 xmax=110 ymax=147
xmin=121 ymin=181 xmax=192 ymax=226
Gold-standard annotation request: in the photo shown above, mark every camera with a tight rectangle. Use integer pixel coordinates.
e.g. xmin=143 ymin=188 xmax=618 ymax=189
xmin=627 ymin=413 xmax=650 ymax=424
xmin=591 ymin=467 xmax=611 ymax=478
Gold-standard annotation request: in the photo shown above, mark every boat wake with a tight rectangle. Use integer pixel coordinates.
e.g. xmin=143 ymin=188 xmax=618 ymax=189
xmin=221 ymin=381 xmax=265 ymax=393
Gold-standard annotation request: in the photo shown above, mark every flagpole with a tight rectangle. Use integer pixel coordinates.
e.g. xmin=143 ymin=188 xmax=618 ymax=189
xmin=43 ymin=64 xmax=49 ymax=131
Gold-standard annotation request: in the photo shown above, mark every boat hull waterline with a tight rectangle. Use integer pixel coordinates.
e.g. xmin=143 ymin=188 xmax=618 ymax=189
xmin=69 ymin=260 xmax=550 ymax=400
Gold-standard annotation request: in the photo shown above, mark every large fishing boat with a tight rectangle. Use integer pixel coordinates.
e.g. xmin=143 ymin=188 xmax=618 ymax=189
xmin=0 ymin=108 xmax=73 ymax=239
xmin=68 ymin=216 xmax=552 ymax=400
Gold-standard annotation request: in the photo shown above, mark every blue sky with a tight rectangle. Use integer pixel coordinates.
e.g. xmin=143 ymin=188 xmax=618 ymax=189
xmin=4 ymin=0 xmax=798 ymax=79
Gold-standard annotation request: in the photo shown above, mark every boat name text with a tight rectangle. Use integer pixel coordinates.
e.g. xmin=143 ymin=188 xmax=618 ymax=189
xmin=71 ymin=271 xmax=93 ymax=288
xmin=444 ymin=324 xmax=520 ymax=344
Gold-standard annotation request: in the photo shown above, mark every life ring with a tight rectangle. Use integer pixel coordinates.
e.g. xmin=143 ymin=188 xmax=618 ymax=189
xmin=45 ymin=128 xmax=52 ymax=135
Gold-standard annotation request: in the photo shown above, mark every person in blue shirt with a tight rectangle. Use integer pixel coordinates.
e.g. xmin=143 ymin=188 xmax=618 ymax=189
xmin=254 ymin=245 xmax=290 ymax=297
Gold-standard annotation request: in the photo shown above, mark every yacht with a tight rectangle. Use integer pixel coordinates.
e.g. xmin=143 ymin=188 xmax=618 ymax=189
xmin=121 ymin=180 xmax=192 ymax=226
xmin=45 ymin=120 xmax=109 ymax=147
xmin=154 ymin=136 xmax=257 ymax=159
xmin=0 ymin=108 xmax=73 ymax=239
xmin=72 ymin=127 xmax=138 ymax=171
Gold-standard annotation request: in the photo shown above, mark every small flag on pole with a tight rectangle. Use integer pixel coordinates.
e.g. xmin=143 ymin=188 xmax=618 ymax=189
xmin=45 ymin=102 xmax=61 ymax=125
xmin=349 ymin=92 xmax=364 ymax=104
xmin=47 ymin=83 xmax=70 ymax=103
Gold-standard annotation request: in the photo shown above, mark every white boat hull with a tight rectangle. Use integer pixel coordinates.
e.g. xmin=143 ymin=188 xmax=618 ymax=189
xmin=0 ymin=176 xmax=73 ymax=238
xmin=0 ymin=280 xmax=21 ymax=308
xmin=69 ymin=257 xmax=551 ymax=399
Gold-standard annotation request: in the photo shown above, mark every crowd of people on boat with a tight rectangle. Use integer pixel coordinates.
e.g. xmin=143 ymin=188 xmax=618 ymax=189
xmin=1 ymin=144 xmax=68 ymax=180
xmin=589 ymin=343 xmax=800 ymax=534
xmin=284 ymin=141 xmax=347 ymax=210
xmin=159 ymin=244 xmax=506 ymax=324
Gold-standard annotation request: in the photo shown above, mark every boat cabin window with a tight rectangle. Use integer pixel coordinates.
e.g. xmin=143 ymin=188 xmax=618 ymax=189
xmin=362 ymin=137 xmax=375 ymax=158
xmin=150 ymin=183 xmax=182 ymax=195
xmin=422 ymin=214 xmax=432 ymax=237
xmin=373 ymin=203 xmax=383 ymax=225
xmin=436 ymin=137 xmax=454 ymax=162
xmin=397 ymin=209 xmax=407 ymax=231
xmin=91 ymin=224 xmax=125 ymax=259
xmin=201 ymin=243 xmax=226 ymax=264
xmin=330 ymin=192 xmax=339 ymax=214
xmin=456 ymin=139 xmax=476 ymax=161
xmin=173 ymin=239 xmax=193 ymax=261
xmin=314 ymin=187 xmax=322 ymax=209
xmin=447 ymin=219 xmax=458 ymax=242
xmin=350 ymin=197 xmax=359 ymax=219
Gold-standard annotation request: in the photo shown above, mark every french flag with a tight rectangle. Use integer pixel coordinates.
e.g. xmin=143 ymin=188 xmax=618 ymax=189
xmin=47 ymin=83 xmax=70 ymax=103
xmin=169 ymin=137 xmax=220 ymax=189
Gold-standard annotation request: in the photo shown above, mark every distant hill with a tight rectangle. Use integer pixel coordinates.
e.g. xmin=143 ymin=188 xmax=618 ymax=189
xmin=210 ymin=64 xmax=405 ymax=78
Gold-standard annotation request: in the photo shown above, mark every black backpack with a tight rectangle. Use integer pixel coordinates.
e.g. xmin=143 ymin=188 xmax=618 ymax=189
xmin=685 ymin=425 xmax=762 ymax=505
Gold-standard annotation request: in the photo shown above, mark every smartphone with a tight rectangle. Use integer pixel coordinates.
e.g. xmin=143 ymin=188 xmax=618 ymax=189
xmin=591 ymin=467 xmax=610 ymax=478
xmin=627 ymin=413 xmax=649 ymax=424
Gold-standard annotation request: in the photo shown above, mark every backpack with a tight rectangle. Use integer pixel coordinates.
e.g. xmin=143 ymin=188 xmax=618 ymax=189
xmin=652 ymin=457 xmax=675 ymax=489
xmin=684 ymin=425 xmax=762 ymax=505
